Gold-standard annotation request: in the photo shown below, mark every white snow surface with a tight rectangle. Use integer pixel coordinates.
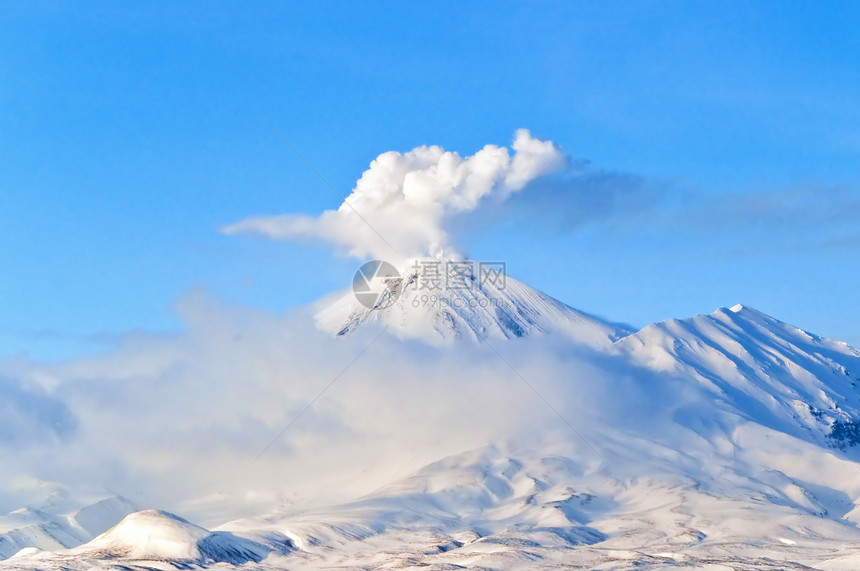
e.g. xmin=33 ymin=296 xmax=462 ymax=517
xmin=4 ymin=266 xmax=860 ymax=569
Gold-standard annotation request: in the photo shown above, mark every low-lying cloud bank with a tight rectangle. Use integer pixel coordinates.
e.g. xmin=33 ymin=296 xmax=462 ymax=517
xmin=1 ymin=292 xmax=671 ymax=523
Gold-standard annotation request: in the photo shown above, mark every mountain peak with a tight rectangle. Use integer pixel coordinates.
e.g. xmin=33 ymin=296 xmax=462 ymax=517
xmin=72 ymin=510 xmax=269 ymax=564
xmin=316 ymin=258 xmax=629 ymax=346
xmin=723 ymin=303 xmax=770 ymax=319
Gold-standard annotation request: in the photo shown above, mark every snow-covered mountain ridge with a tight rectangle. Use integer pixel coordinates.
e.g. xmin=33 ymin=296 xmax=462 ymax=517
xmin=617 ymin=303 xmax=860 ymax=450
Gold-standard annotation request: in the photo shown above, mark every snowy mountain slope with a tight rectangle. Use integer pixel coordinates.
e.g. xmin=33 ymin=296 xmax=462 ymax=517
xmin=301 ymin=442 xmax=860 ymax=570
xmin=9 ymin=438 xmax=860 ymax=570
xmin=615 ymin=304 xmax=860 ymax=450
xmin=0 ymin=488 xmax=137 ymax=560
xmin=316 ymin=257 xmax=631 ymax=346
xmin=62 ymin=432 xmax=857 ymax=570
xmin=4 ymin=510 xmax=292 ymax=568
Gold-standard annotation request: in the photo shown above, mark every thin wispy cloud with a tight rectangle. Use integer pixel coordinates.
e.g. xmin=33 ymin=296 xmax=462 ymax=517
xmin=681 ymin=185 xmax=860 ymax=230
xmin=510 ymin=169 xmax=663 ymax=233
xmin=656 ymin=183 xmax=860 ymax=257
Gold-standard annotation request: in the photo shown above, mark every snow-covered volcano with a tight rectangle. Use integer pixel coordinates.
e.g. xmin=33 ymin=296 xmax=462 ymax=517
xmin=3 ymin=271 xmax=860 ymax=569
xmin=316 ymin=257 xmax=631 ymax=346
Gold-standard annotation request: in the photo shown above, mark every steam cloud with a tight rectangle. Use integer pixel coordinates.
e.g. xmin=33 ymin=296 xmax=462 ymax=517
xmin=223 ymin=129 xmax=564 ymax=261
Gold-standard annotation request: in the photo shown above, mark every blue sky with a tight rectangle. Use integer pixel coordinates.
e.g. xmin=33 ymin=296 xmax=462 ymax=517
xmin=2 ymin=1 xmax=860 ymax=359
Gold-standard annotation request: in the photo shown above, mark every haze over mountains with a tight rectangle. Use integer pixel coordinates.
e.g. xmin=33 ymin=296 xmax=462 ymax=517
xmin=2 ymin=264 xmax=860 ymax=569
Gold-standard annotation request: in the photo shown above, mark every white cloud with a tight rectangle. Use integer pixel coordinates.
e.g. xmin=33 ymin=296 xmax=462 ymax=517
xmin=222 ymin=129 xmax=564 ymax=262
